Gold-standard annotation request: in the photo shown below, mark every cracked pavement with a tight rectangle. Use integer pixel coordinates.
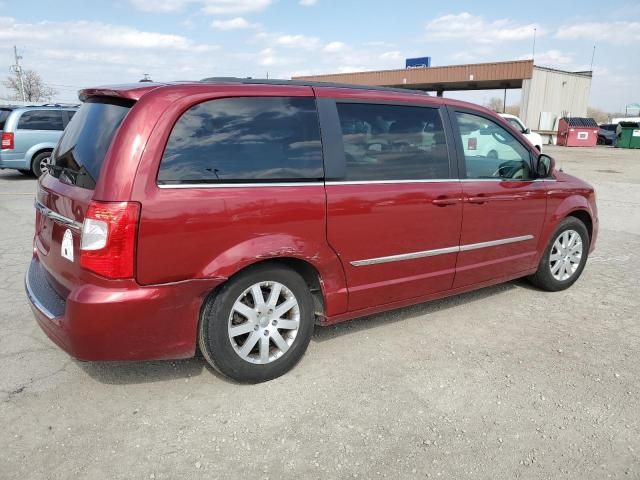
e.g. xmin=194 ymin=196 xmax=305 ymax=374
xmin=1 ymin=146 xmax=639 ymax=479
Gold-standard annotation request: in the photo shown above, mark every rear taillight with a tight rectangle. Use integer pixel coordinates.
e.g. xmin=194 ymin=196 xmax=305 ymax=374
xmin=1 ymin=132 xmax=14 ymax=149
xmin=80 ymin=201 xmax=140 ymax=279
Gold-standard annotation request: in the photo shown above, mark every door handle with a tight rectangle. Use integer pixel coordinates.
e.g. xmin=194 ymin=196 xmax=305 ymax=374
xmin=431 ymin=197 xmax=460 ymax=207
xmin=466 ymin=196 xmax=488 ymax=204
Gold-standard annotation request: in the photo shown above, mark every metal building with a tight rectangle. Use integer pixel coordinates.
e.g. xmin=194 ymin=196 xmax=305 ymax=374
xmin=294 ymin=59 xmax=593 ymax=145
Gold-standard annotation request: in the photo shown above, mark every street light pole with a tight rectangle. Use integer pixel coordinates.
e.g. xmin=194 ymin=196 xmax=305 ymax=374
xmin=11 ymin=45 xmax=26 ymax=102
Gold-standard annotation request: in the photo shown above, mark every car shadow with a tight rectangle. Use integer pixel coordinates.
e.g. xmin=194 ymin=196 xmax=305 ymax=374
xmin=312 ymin=280 xmax=525 ymax=342
xmin=77 ymin=279 xmax=536 ymax=385
xmin=0 ymin=171 xmax=34 ymax=181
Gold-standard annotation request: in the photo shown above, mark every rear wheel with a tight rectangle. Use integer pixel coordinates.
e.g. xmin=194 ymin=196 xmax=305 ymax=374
xmin=528 ymin=217 xmax=590 ymax=291
xmin=31 ymin=151 xmax=52 ymax=178
xmin=198 ymin=264 xmax=315 ymax=383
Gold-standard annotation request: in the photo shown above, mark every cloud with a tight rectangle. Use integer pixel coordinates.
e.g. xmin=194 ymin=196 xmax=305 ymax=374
xmin=211 ymin=17 xmax=256 ymax=30
xmin=522 ymin=49 xmax=573 ymax=66
xmin=129 ymin=0 xmax=271 ymax=15
xmin=380 ymin=50 xmax=402 ymax=61
xmin=274 ymin=34 xmax=320 ymax=50
xmin=425 ymin=12 xmax=540 ymax=43
xmin=201 ymin=0 xmax=271 ymax=15
xmin=323 ymin=41 xmax=346 ymax=53
xmin=299 ymin=0 xmax=318 ymax=5
xmin=556 ymin=21 xmax=640 ymax=44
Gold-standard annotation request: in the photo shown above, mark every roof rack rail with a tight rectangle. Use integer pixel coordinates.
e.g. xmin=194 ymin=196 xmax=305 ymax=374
xmin=199 ymin=77 xmax=430 ymax=96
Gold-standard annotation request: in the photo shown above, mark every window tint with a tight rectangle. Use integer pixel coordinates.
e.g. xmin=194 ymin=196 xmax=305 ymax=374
xmin=455 ymin=112 xmax=532 ymax=180
xmin=158 ymin=97 xmax=323 ymax=184
xmin=505 ymin=118 xmax=524 ymax=132
xmin=0 ymin=109 xmax=12 ymax=130
xmin=336 ymin=103 xmax=449 ymax=181
xmin=17 ymin=110 xmax=64 ymax=131
xmin=53 ymin=98 xmax=132 ymax=187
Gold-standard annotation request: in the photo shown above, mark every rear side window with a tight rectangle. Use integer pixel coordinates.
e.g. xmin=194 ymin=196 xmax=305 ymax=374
xmin=158 ymin=97 xmax=323 ymax=184
xmin=0 ymin=109 xmax=12 ymax=130
xmin=336 ymin=103 xmax=450 ymax=181
xmin=52 ymin=97 xmax=132 ymax=188
xmin=17 ymin=110 xmax=65 ymax=131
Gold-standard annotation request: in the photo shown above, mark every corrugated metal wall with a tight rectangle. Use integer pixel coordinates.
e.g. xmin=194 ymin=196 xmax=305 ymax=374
xmin=520 ymin=67 xmax=592 ymax=133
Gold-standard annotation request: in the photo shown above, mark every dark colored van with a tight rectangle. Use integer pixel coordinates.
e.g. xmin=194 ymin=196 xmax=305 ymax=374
xmin=26 ymin=79 xmax=598 ymax=382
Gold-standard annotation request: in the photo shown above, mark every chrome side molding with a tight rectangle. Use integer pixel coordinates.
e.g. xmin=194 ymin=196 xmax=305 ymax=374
xmin=350 ymin=235 xmax=534 ymax=266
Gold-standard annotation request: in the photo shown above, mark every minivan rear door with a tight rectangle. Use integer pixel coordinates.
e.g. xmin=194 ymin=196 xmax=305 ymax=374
xmin=317 ymin=92 xmax=463 ymax=311
xmin=34 ymin=98 xmax=132 ymax=294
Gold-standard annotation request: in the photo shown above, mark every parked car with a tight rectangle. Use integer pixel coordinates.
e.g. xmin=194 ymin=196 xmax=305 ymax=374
xmin=0 ymin=105 xmax=77 ymax=177
xmin=598 ymin=123 xmax=617 ymax=145
xmin=498 ymin=113 xmax=543 ymax=151
xmin=26 ymin=79 xmax=598 ymax=383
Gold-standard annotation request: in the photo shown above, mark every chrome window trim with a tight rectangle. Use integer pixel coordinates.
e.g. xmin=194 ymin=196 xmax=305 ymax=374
xmin=350 ymin=234 xmax=534 ymax=267
xmin=24 ymin=271 xmax=56 ymax=320
xmin=34 ymin=200 xmax=82 ymax=231
xmin=156 ymin=178 xmax=555 ymax=188
xmin=157 ymin=182 xmax=325 ymax=189
xmin=327 ymin=179 xmax=457 ymax=185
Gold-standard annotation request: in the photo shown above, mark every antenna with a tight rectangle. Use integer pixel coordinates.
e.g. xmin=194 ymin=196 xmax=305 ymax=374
xmin=589 ymin=45 xmax=596 ymax=71
xmin=532 ymin=28 xmax=537 ymax=61
xmin=10 ymin=45 xmax=26 ymax=102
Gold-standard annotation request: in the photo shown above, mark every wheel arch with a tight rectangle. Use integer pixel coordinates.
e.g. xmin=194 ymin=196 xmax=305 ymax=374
xmin=566 ymin=209 xmax=593 ymax=241
xmin=26 ymin=144 xmax=56 ymax=164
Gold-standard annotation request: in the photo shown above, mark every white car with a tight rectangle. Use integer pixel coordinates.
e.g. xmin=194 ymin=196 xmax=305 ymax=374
xmin=499 ymin=113 xmax=543 ymax=151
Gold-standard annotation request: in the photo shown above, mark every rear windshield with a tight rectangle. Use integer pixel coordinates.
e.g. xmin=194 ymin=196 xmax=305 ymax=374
xmin=52 ymin=97 xmax=132 ymax=188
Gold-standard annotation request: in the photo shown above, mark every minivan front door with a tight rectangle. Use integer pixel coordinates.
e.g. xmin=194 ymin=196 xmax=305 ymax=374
xmin=450 ymin=109 xmax=547 ymax=288
xmin=318 ymin=96 xmax=463 ymax=311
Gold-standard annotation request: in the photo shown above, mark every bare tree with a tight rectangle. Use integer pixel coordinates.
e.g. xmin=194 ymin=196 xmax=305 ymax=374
xmin=3 ymin=69 xmax=58 ymax=102
xmin=505 ymin=104 xmax=520 ymax=117
xmin=587 ymin=106 xmax=609 ymax=124
xmin=486 ymin=97 xmax=504 ymax=112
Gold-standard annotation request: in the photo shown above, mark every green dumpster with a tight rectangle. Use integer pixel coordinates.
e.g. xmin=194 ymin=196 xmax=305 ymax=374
xmin=616 ymin=122 xmax=640 ymax=149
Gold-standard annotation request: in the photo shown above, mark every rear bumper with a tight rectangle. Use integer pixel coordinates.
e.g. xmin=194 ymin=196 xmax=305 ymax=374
xmin=25 ymin=256 xmax=222 ymax=361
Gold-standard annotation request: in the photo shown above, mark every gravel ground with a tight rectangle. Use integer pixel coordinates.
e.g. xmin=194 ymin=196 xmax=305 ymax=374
xmin=1 ymin=145 xmax=639 ymax=479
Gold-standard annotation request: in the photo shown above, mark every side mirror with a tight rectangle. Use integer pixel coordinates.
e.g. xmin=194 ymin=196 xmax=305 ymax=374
xmin=535 ymin=154 xmax=555 ymax=178
xmin=524 ymin=127 xmax=531 ymax=134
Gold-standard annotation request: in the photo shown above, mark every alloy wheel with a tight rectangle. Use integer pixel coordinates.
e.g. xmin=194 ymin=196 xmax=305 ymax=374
xmin=228 ymin=281 xmax=300 ymax=364
xmin=549 ymin=229 xmax=583 ymax=281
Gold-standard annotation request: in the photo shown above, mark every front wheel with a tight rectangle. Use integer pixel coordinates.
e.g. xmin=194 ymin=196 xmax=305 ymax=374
xmin=528 ymin=217 xmax=590 ymax=291
xmin=198 ymin=265 xmax=315 ymax=383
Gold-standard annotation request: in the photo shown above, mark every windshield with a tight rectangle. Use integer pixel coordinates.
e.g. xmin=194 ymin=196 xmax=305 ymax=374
xmin=52 ymin=97 xmax=132 ymax=188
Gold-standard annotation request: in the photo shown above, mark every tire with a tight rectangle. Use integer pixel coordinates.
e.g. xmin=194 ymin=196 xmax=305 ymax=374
xmin=528 ymin=217 xmax=590 ymax=292
xmin=198 ymin=264 xmax=315 ymax=383
xmin=31 ymin=151 xmax=52 ymax=178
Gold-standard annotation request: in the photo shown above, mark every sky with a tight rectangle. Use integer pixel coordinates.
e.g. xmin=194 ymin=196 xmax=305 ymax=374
xmin=1 ymin=0 xmax=639 ymax=113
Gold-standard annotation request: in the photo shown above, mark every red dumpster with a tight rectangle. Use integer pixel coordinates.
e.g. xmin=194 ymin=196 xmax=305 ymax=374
xmin=557 ymin=117 xmax=599 ymax=147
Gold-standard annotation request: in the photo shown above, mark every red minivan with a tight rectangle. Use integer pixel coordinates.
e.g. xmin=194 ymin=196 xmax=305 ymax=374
xmin=26 ymin=79 xmax=598 ymax=382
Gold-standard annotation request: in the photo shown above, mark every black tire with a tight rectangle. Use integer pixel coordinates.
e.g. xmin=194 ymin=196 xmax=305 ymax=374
xmin=31 ymin=151 xmax=52 ymax=178
xmin=198 ymin=264 xmax=315 ymax=383
xmin=528 ymin=217 xmax=590 ymax=292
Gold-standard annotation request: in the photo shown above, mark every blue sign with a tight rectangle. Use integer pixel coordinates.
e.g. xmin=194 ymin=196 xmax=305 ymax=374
xmin=405 ymin=57 xmax=431 ymax=69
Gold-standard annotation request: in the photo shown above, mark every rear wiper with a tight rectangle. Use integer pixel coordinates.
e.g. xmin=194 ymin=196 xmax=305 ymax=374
xmin=50 ymin=164 xmax=96 ymax=189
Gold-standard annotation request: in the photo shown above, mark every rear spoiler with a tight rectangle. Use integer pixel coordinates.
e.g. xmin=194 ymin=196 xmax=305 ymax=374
xmin=78 ymin=83 xmax=164 ymax=102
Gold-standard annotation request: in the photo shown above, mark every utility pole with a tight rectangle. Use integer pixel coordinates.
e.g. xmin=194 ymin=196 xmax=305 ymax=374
xmin=10 ymin=45 xmax=26 ymax=102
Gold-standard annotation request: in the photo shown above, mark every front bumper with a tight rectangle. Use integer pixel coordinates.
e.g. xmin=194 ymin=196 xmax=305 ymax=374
xmin=25 ymin=256 xmax=222 ymax=361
